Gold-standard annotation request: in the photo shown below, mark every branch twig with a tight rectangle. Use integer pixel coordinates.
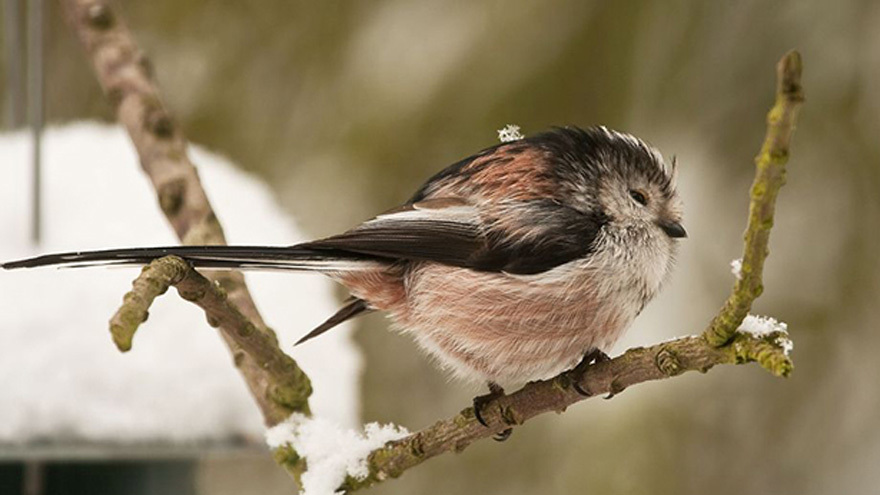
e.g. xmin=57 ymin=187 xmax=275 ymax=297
xmin=330 ymin=51 xmax=805 ymax=492
xmin=110 ymin=256 xmax=312 ymax=413
xmin=703 ymin=51 xmax=805 ymax=346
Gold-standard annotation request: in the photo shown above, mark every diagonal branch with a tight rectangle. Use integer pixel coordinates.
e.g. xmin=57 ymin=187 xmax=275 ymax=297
xmin=57 ymin=0 xmax=312 ymax=427
xmin=327 ymin=50 xmax=804 ymax=492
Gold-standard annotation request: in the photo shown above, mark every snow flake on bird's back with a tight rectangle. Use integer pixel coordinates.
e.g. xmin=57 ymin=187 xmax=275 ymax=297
xmin=497 ymin=124 xmax=524 ymax=143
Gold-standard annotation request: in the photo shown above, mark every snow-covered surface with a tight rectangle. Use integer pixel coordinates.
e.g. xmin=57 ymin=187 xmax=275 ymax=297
xmin=497 ymin=124 xmax=524 ymax=143
xmin=738 ymin=314 xmax=793 ymax=356
xmin=730 ymin=258 xmax=743 ymax=280
xmin=266 ymin=413 xmax=409 ymax=495
xmin=0 ymin=123 xmax=362 ymax=444
xmin=738 ymin=314 xmax=788 ymax=336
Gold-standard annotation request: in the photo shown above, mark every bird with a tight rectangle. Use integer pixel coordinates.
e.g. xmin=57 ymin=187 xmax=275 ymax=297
xmin=3 ymin=125 xmax=685 ymax=433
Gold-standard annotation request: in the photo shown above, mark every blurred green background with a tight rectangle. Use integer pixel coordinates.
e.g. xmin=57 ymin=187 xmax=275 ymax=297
xmin=4 ymin=0 xmax=880 ymax=494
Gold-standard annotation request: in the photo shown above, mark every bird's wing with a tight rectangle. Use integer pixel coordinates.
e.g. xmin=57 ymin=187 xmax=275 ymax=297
xmin=301 ymin=197 xmax=608 ymax=275
xmin=299 ymin=197 xmax=484 ymax=267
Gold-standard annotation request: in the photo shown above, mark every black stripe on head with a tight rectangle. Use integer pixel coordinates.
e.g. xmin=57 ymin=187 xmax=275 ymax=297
xmin=529 ymin=126 xmax=675 ymax=202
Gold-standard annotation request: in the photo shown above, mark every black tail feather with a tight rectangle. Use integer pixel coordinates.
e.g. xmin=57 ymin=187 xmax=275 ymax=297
xmin=1 ymin=245 xmax=380 ymax=271
xmin=295 ymin=298 xmax=372 ymax=346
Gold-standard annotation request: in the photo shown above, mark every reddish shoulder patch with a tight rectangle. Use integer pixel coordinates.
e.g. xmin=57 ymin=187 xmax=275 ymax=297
xmin=468 ymin=147 xmax=556 ymax=201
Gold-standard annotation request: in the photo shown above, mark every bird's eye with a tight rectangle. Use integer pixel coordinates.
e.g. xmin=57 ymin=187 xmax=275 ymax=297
xmin=629 ymin=189 xmax=649 ymax=206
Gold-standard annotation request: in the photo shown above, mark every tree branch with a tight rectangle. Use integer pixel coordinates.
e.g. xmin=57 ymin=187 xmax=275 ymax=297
xmin=57 ymin=0 xmax=311 ymax=442
xmin=329 ymin=51 xmax=804 ymax=492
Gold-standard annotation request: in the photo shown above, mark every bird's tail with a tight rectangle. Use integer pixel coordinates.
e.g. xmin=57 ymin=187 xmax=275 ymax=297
xmin=1 ymin=245 xmax=380 ymax=272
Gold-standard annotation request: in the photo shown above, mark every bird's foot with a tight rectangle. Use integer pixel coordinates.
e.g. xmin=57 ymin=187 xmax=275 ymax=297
xmin=571 ymin=349 xmax=611 ymax=397
xmin=473 ymin=382 xmax=513 ymax=441
xmin=585 ymin=348 xmax=611 ymax=365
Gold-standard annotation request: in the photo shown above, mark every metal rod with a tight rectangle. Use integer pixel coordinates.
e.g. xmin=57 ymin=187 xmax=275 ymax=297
xmin=27 ymin=0 xmax=43 ymax=244
xmin=4 ymin=0 xmax=24 ymax=128
xmin=22 ymin=461 xmax=45 ymax=495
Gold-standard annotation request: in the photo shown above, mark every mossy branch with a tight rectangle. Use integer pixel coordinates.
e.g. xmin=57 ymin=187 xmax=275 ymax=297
xmin=338 ymin=51 xmax=804 ymax=492
xmin=703 ymin=50 xmax=805 ymax=347
xmin=108 ymin=256 xmax=310 ymax=479
xmin=109 ymin=259 xmax=188 ymax=352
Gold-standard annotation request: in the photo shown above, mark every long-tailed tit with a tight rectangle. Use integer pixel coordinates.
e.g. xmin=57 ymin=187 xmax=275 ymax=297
xmin=3 ymin=126 xmax=685 ymax=423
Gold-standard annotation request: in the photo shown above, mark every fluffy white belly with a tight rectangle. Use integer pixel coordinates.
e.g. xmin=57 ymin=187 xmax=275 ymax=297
xmin=398 ymin=261 xmax=634 ymax=384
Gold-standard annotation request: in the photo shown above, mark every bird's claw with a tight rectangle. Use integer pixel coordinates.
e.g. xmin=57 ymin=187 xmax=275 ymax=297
xmin=572 ymin=380 xmax=592 ymax=397
xmin=584 ymin=349 xmax=611 ymax=365
xmin=472 ymin=382 xmax=513 ymax=441
xmin=492 ymin=428 xmax=513 ymax=442
xmin=571 ymin=349 xmax=611 ymax=396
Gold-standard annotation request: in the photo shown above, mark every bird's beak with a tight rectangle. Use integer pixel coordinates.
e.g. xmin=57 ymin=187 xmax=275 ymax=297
xmin=658 ymin=220 xmax=687 ymax=239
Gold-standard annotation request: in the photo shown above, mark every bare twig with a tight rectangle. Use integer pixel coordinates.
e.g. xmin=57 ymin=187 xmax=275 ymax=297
xmin=57 ymin=0 xmax=311 ymax=426
xmin=331 ymin=51 xmax=804 ymax=492
xmin=703 ymin=50 xmax=805 ymax=346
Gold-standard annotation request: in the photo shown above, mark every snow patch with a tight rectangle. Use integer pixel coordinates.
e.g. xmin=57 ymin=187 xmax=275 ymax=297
xmin=738 ymin=314 xmax=788 ymax=336
xmin=737 ymin=314 xmax=793 ymax=357
xmin=0 ymin=123 xmax=363 ymax=444
xmin=776 ymin=335 xmax=794 ymax=357
xmin=266 ymin=413 xmax=409 ymax=495
xmin=497 ymin=124 xmax=524 ymax=143
xmin=730 ymin=258 xmax=743 ymax=280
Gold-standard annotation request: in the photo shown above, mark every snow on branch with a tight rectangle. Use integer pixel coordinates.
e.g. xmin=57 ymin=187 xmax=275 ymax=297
xmin=730 ymin=258 xmax=743 ymax=280
xmin=267 ymin=414 xmax=409 ymax=495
